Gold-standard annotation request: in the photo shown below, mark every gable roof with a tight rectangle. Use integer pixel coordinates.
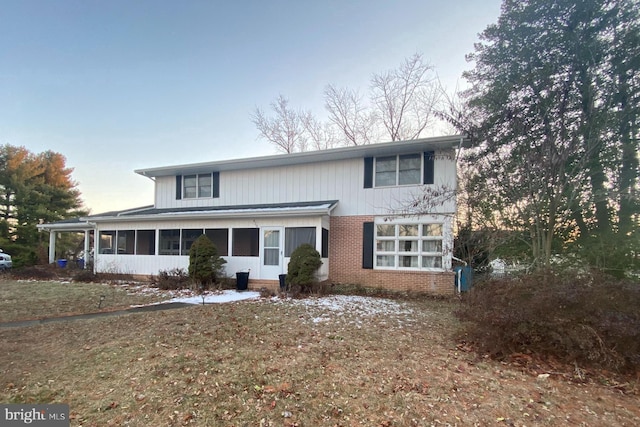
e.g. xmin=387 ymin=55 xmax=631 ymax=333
xmin=135 ymin=135 xmax=468 ymax=178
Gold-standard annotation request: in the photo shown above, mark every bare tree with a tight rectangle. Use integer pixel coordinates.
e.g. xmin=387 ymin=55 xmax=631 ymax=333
xmin=324 ymin=84 xmax=377 ymax=145
xmin=371 ymin=53 xmax=440 ymax=141
xmin=299 ymin=110 xmax=337 ymax=151
xmin=251 ymin=95 xmax=308 ymax=153
xmin=252 ymin=53 xmax=444 ymax=152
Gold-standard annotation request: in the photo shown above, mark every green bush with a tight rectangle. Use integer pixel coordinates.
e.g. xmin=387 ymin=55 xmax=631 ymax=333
xmin=286 ymin=244 xmax=322 ymax=293
xmin=188 ymin=235 xmax=226 ymax=288
xmin=457 ymin=270 xmax=640 ymax=372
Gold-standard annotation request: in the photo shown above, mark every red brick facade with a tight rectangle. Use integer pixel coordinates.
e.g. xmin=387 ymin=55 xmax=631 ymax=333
xmin=328 ymin=216 xmax=455 ymax=295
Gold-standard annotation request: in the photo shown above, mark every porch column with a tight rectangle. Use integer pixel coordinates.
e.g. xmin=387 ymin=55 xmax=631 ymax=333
xmin=83 ymin=230 xmax=90 ymax=270
xmin=48 ymin=231 xmax=56 ymax=264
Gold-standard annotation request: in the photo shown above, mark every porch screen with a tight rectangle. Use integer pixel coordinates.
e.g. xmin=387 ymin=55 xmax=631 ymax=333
xmin=232 ymin=228 xmax=259 ymax=256
xmin=205 ymin=228 xmax=228 ymax=256
xmin=136 ymin=230 xmax=156 ymax=255
xmin=285 ymin=227 xmax=316 ymax=257
xmin=99 ymin=231 xmax=116 ymax=254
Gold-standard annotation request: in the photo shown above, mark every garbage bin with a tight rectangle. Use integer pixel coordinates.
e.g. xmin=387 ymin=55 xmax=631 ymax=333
xmin=454 ymin=266 xmax=473 ymax=292
xmin=77 ymin=259 xmax=85 ymax=269
xmin=236 ymin=271 xmax=250 ymax=291
xmin=278 ymin=274 xmax=287 ymax=291
xmin=56 ymin=259 xmax=68 ymax=268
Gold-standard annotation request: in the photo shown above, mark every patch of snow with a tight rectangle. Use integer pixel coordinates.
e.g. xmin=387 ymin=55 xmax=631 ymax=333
xmin=165 ymin=290 xmax=261 ymax=305
xmin=297 ymin=295 xmax=413 ymax=316
xmin=277 ymin=295 xmax=415 ymax=326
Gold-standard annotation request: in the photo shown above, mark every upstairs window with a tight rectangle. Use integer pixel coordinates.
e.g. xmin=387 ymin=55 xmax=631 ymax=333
xmin=374 ymin=154 xmax=422 ymax=187
xmin=183 ymin=173 xmax=212 ymax=199
xmin=364 ymin=151 xmax=434 ymax=188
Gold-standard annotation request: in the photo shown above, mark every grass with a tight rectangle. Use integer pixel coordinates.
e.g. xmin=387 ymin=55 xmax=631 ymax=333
xmin=0 ymin=280 xmax=167 ymax=323
xmin=0 ymin=282 xmax=639 ymax=426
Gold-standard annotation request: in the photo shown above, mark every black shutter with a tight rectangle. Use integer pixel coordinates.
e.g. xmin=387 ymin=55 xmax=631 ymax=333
xmin=321 ymin=228 xmax=329 ymax=258
xmin=362 ymin=222 xmax=374 ymax=269
xmin=212 ymin=172 xmax=220 ymax=198
xmin=363 ymin=157 xmax=373 ymax=188
xmin=423 ymin=151 xmax=434 ymax=184
xmin=175 ymin=175 xmax=182 ymax=199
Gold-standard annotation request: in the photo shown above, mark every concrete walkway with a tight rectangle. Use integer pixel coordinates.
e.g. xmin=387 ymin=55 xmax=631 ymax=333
xmin=0 ymin=302 xmax=193 ymax=329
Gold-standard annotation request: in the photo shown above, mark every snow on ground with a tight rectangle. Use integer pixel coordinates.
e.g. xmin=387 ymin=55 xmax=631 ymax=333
xmin=121 ymin=281 xmax=416 ymax=326
xmin=165 ymin=290 xmax=261 ymax=305
xmin=276 ymin=295 xmax=416 ymax=327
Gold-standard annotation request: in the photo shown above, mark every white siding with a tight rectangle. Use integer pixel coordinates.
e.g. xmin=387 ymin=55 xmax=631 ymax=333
xmin=154 ymin=149 xmax=457 ymax=216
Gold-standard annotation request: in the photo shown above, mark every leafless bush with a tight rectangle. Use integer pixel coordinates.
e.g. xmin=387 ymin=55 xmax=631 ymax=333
xmin=149 ymin=268 xmax=191 ymax=290
xmin=9 ymin=265 xmax=61 ymax=280
xmin=457 ymin=270 xmax=640 ymax=372
xmin=72 ymin=270 xmax=100 ymax=283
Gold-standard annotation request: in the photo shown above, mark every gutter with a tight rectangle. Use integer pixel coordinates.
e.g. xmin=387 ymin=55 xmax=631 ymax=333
xmin=85 ymin=207 xmax=336 ymax=223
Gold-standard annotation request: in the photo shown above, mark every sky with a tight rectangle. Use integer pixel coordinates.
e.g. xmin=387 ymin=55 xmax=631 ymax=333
xmin=0 ymin=0 xmax=503 ymax=214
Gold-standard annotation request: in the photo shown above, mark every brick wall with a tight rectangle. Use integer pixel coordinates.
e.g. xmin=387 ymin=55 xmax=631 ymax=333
xmin=329 ymin=215 xmax=455 ymax=295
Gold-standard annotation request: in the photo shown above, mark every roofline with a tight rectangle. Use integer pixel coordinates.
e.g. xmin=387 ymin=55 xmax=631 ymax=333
xmin=37 ymin=222 xmax=95 ymax=232
xmin=135 ymin=134 xmax=469 ymax=178
xmin=88 ymin=206 xmax=335 ymax=223
xmin=38 ymin=201 xmax=338 ymax=229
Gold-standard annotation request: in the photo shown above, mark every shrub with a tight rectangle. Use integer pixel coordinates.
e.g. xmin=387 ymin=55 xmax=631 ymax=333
xmin=72 ymin=269 xmax=99 ymax=283
xmin=151 ymin=268 xmax=191 ymax=290
xmin=286 ymin=244 xmax=322 ymax=293
xmin=9 ymin=265 xmax=60 ymax=280
xmin=188 ymin=235 xmax=227 ymax=289
xmin=457 ymin=270 xmax=640 ymax=372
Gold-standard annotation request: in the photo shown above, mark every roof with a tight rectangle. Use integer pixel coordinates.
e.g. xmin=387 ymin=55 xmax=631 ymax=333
xmin=38 ymin=201 xmax=339 ymax=229
xmin=135 ymin=134 xmax=469 ymax=178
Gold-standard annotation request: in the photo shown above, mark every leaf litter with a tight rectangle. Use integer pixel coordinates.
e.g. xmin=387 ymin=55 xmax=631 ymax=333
xmin=1 ymin=287 xmax=639 ymax=426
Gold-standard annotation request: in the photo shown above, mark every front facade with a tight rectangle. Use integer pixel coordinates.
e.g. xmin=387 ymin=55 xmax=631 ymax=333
xmin=39 ymin=135 xmax=467 ymax=295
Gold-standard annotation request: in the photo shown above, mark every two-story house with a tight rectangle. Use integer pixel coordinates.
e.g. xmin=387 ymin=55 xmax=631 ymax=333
xmin=39 ymin=135 xmax=467 ymax=295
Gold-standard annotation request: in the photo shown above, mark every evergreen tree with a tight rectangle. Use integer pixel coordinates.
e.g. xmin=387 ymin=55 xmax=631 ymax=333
xmin=0 ymin=144 xmax=86 ymax=265
xmin=188 ymin=234 xmax=227 ymax=288
xmin=461 ymin=0 xmax=639 ymax=273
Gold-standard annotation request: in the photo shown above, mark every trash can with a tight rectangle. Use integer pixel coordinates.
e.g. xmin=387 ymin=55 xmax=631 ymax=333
xmin=454 ymin=266 xmax=473 ymax=292
xmin=77 ymin=259 xmax=85 ymax=269
xmin=56 ymin=259 xmax=68 ymax=268
xmin=236 ymin=271 xmax=250 ymax=291
xmin=278 ymin=274 xmax=287 ymax=291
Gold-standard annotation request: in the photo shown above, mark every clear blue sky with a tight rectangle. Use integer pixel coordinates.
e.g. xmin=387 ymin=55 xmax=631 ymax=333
xmin=0 ymin=0 xmax=502 ymax=214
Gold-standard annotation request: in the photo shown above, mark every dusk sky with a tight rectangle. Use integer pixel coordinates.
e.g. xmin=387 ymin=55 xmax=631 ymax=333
xmin=0 ymin=0 xmax=502 ymax=214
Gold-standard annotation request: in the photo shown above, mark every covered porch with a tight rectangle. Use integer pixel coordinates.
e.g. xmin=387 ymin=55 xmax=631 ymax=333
xmin=37 ymin=219 xmax=95 ymax=268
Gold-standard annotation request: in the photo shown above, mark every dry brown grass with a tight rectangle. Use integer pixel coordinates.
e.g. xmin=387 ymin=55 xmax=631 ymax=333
xmin=0 ymin=288 xmax=639 ymax=426
xmin=0 ymin=280 xmax=166 ymax=323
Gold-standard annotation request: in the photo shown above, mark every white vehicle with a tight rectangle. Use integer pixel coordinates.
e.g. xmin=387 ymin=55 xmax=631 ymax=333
xmin=0 ymin=250 xmax=12 ymax=270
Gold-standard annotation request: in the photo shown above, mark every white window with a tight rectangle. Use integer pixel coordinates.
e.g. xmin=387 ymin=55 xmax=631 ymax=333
xmin=375 ymin=154 xmax=421 ymax=187
xmin=183 ymin=173 xmax=212 ymax=199
xmin=375 ymin=222 xmax=444 ymax=270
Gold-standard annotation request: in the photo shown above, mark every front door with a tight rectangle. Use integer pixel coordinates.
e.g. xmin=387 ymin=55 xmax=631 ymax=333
xmin=260 ymin=227 xmax=283 ymax=279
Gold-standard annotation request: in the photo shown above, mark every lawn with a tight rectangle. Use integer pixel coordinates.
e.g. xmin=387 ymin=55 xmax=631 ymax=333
xmin=0 ymin=280 xmax=168 ymax=323
xmin=0 ymin=281 xmax=638 ymax=426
